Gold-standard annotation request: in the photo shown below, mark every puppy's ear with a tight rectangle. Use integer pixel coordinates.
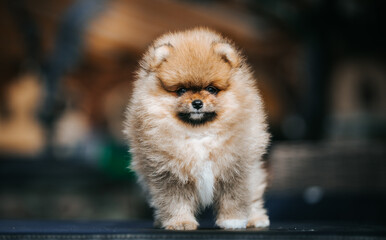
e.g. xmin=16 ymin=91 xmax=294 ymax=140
xmin=213 ymin=42 xmax=240 ymax=68
xmin=150 ymin=43 xmax=173 ymax=69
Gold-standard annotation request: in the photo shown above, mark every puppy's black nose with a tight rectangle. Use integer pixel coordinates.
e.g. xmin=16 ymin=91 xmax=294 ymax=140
xmin=192 ymin=99 xmax=203 ymax=109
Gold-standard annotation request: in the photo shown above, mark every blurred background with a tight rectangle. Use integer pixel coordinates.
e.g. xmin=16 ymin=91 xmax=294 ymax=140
xmin=0 ymin=0 xmax=385 ymax=224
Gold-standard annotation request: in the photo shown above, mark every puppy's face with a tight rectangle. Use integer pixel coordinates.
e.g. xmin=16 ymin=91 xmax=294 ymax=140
xmin=173 ymin=85 xmax=219 ymax=126
xmin=149 ymin=41 xmax=240 ymax=126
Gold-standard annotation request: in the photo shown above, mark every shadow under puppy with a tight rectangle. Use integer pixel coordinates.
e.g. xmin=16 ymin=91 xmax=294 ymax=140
xmin=125 ymin=28 xmax=270 ymax=230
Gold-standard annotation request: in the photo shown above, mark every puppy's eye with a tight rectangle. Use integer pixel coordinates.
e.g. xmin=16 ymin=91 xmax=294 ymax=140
xmin=176 ymin=88 xmax=187 ymax=96
xmin=205 ymin=86 xmax=218 ymax=95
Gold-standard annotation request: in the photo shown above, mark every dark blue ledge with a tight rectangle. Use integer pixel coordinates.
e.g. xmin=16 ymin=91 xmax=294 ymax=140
xmin=0 ymin=220 xmax=385 ymax=240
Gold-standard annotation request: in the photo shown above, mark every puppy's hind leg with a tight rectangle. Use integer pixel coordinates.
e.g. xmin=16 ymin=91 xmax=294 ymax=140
xmin=215 ymin=177 xmax=249 ymax=229
xmin=162 ymin=202 xmax=199 ymax=230
xmin=151 ymin=176 xmax=199 ymax=230
xmin=247 ymin=199 xmax=269 ymax=228
xmin=247 ymin=163 xmax=269 ymax=229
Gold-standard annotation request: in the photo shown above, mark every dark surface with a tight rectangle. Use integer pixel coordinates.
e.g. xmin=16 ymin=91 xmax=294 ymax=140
xmin=0 ymin=220 xmax=386 ymax=240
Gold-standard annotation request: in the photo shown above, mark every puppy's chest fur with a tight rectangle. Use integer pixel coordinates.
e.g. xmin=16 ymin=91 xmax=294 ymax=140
xmin=182 ymin=134 xmax=223 ymax=207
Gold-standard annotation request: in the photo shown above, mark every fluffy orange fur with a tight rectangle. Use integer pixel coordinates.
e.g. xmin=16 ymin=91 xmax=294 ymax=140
xmin=124 ymin=27 xmax=270 ymax=230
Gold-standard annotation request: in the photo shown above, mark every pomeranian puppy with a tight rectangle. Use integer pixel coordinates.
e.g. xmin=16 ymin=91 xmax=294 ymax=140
xmin=124 ymin=28 xmax=270 ymax=230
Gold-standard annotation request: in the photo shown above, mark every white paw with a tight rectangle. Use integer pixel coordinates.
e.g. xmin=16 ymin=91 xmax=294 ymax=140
xmin=163 ymin=217 xmax=198 ymax=230
xmin=216 ymin=219 xmax=247 ymax=229
xmin=247 ymin=215 xmax=270 ymax=228
xmin=165 ymin=221 xmax=198 ymax=230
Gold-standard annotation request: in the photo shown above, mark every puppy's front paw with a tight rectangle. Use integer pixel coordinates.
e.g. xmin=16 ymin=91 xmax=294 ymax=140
xmin=216 ymin=219 xmax=247 ymax=229
xmin=247 ymin=214 xmax=270 ymax=228
xmin=165 ymin=221 xmax=198 ymax=230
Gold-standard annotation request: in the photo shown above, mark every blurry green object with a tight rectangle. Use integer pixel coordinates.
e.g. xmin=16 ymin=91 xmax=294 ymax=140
xmin=99 ymin=138 xmax=135 ymax=180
